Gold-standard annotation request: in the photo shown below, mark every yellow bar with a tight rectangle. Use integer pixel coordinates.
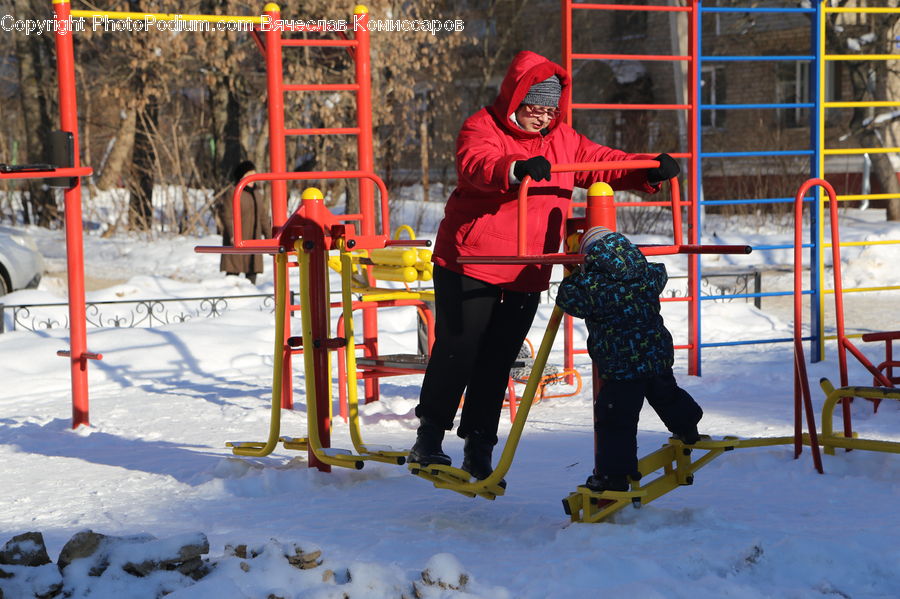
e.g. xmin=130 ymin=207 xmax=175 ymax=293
xmin=825 ymin=54 xmax=900 ymax=61
xmin=823 ymin=239 xmax=900 ymax=247
xmin=836 ymin=193 xmax=900 ymax=202
xmin=823 ymin=147 xmax=900 ymax=155
xmin=817 ymin=5 xmax=826 ymax=363
xmin=230 ymin=253 xmax=288 ymax=457
xmin=825 ymin=101 xmax=900 ymax=108
xmin=825 ymin=7 xmax=900 ymax=14
xmin=823 ymin=285 xmax=900 ymax=294
xmin=70 ymin=9 xmax=265 ymax=24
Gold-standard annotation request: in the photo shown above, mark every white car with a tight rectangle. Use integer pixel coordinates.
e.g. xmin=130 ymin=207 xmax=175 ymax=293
xmin=0 ymin=226 xmax=45 ymax=296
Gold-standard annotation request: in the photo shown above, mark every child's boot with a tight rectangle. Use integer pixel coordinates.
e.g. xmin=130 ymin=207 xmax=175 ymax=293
xmin=673 ymin=424 xmax=700 ymax=445
xmin=584 ymin=473 xmax=630 ymax=493
xmin=408 ymin=419 xmax=451 ymax=466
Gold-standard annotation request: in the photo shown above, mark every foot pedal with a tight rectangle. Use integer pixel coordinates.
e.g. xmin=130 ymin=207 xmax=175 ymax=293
xmin=279 ymin=436 xmax=309 ymax=451
xmin=226 ymin=441 xmax=268 ymax=449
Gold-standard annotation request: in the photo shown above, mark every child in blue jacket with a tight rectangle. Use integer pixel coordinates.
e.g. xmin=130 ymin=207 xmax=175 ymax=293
xmin=555 ymin=226 xmax=703 ymax=493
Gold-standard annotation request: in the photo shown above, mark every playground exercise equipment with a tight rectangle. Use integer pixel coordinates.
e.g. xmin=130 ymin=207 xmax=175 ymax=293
xmin=197 ymin=171 xmax=428 ymax=471
xmin=329 ymin=230 xmax=437 ymax=422
xmin=562 ymin=435 xmax=794 ymax=524
xmin=568 ymin=177 xmax=900 ymax=523
xmin=792 ymin=179 xmax=900 ymax=474
xmin=408 ymin=161 xmax=751 ymax=502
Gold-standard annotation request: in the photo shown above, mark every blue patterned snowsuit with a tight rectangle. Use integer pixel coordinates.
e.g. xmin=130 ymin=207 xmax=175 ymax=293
xmin=556 ymin=232 xmax=703 ymax=477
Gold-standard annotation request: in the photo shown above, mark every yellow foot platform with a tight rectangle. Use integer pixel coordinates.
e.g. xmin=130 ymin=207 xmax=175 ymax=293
xmin=408 ymin=462 xmax=507 ymax=500
xmin=563 ymin=435 xmax=790 ymax=523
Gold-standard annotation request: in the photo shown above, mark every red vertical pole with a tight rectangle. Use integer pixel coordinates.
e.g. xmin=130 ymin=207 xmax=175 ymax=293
xmin=264 ymin=3 xmax=293 ymax=409
xmin=354 ymin=7 xmax=380 ymax=404
xmin=561 ymin=0 xmax=575 ymax=382
xmin=561 ymin=0 xmax=573 ymax=126
xmin=54 ymin=0 xmax=90 ymax=428
xmin=301 ymin=190 xmax=331 ymax=472
xmin=687 ymin=0 xmax=700 ymax=376
xmin=585 ymin=182 xmax=615 ymax=474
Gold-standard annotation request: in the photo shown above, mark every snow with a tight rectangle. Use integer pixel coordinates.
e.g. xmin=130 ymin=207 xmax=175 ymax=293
xmin=2 ymin=203 xmax=900 ymax=598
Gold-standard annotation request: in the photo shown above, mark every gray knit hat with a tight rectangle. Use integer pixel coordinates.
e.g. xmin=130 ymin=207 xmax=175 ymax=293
xmin=522 ymin=75 xmax=561 ymax=108
xmin=579 ymin=226 xmax=615 ymax=254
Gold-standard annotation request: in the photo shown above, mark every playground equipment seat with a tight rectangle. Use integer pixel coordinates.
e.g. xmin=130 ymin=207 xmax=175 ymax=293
xmin=861 ymin=331 xmax=900 ymax=387
xmin=507 ymin=337 xmax=583 ymax=410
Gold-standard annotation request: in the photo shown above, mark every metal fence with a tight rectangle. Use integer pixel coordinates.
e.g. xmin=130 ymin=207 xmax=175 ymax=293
xmin=0 ymin=293 xmax=275 ymax=333
xmin=2 ymin=268 xmax=760 ymax=334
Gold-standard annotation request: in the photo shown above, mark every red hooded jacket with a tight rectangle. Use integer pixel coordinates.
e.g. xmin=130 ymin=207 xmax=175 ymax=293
xmin=432 ymin=51 xmax=658 ymax=292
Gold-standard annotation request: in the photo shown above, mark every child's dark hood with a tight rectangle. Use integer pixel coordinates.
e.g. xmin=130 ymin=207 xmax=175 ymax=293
xmin=583 ymin=232 xmax=648 ymax=281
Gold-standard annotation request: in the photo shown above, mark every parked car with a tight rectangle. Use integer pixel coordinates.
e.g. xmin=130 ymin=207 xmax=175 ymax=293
xmin=0 ymin=226 xmax=44 ymax=296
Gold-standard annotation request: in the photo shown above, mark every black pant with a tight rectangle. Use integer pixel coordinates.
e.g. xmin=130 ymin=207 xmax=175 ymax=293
xmin=594 ymin=371 xmax=703 ymax=477
xmin=416 ymin=265 xmax=540 ymax=444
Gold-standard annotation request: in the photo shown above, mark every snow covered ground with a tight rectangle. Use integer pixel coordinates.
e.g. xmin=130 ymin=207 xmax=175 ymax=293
xmin=2 ymin=207 xmax=900 ymax=598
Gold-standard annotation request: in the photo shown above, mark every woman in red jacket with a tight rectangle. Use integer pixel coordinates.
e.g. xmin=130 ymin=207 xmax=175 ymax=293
xmin=409 ymin=51 xmax=679 ymax=480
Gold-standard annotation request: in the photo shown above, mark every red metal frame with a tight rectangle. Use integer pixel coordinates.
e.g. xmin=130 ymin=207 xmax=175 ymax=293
xmin=561 ymin=0 xmax=701 ymax=373
xmin=51 ymin=0 xmax=97 ymax=427
xmin=861 ymin=332 xmax=900 ymax=386
xmin=792 ymin=178 xmax=899 ymax=473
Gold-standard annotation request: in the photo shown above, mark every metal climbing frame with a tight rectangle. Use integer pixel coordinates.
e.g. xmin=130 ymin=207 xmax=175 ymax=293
xmin=561 ymin=1 xmax=700 ymax=373
xmin=563 ymin=2 xmax=900 ymax=372
xmin=816 ymin=3 xmax=900 ymax=361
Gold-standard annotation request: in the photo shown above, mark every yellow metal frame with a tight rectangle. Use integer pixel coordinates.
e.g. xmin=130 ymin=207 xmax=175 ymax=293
xmin=226 ymin=253 xmax=294 ymax=456
xmin=818 ymin=378 xmax=900 ymax=456
xmin=225 ymin=237 xmax=411 ymax=467
xmin=563 ymin=436 xmax=794 ymax=524
xmin=338 ymin=247 xmax=408 ymax=464
xmin=408 ymin=305 xmax=567 ymax=500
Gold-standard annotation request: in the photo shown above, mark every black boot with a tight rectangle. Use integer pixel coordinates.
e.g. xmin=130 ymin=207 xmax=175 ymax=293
xmin=461 ymin=435 xmax=497 ymax=481
xmin=584 ymin=473 xmax=629 ymax=493
xmin=408 ymin=420 xmax=451 ymax=466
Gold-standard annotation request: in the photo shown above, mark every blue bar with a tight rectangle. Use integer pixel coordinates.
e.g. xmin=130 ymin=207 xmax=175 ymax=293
xmin=811 ymin=0 xmax=824 ymax=362
xmin=742 ymin=244 xmax=803 ymax=251
xmin=700 ymin=7 xmax=815 ymax=14
xmin=700 ymin=103 xmax=815 ymax=110
xmin=700 ymin=55 xmax=815 ymax=62
xmin=699 ymin=290 xmax=812 ymax=302
xmin=700 ymin=150 xmax=814 ymax=158
xmin=700 ymin=337 xmax=802 ymax=349
xmin=699 ymin=197 xmax=812 ymax=206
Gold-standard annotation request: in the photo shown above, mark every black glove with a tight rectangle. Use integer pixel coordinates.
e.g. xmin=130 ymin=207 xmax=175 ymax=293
xmin=513 ymin=156 xmax=552 ymax=182
xmin=646 ymin=153 xmax=680 ymax=185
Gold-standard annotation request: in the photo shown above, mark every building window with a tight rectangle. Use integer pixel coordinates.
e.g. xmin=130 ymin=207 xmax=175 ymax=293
xmin=701 ymin=66 xmax=726 ymax=128
xmin=776 ymin=61 xmax=837 ymax=128
xmin=777 ymin=62 xmax=810 ymax=128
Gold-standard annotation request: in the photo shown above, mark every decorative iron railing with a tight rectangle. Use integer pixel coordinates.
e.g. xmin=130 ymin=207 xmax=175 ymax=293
xmin=2 ymin=270 xmax=760 ymax=334
xmin=545 ymin=269 xmax=762 ymax=308
xmin=0 ymin=293 xmax=275 ymax=333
